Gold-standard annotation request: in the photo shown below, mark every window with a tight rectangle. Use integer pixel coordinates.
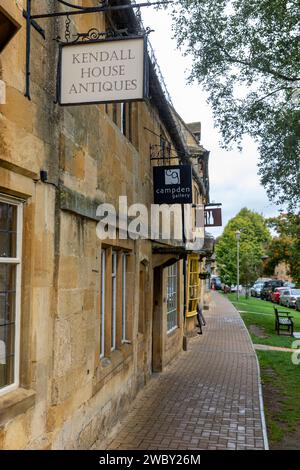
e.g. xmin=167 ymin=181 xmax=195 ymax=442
xmin=120 ymin=103 xmax=132 ymax=142
xmin=100 ymin=249 xmax=129 ymax=357
xmin=0 ymin=9 xmax=21 ymax=53
xmin=111 ymin=251 xmax=117 ymax=351
xmin=128 ymin=102 xmax=132 ymax=143
xmin=100 ymin=249 xmax=106 ymax=358
xmin=112 ymin=103 xmax=118 ymax=125
xmin=0 ymin=196 xmax=22 ymax=396
xmin=167 ymin=264 xmax=178 ymax=332
xmin=188 ymin=257 xmax=200 ymax=316
xmin=138 ymin=265 xmax=146 ymax=334
xmin=122 ymin=253 xmax=127 ymax=342
xmin=120 ymin=103 xmax=126 ymax=136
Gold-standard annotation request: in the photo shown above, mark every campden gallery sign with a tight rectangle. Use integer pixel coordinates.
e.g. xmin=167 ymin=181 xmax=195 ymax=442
xmin=59 ymin=36 xmax=148 ymax=105
xmin=153 ymin=165 xmax=193 ymax=204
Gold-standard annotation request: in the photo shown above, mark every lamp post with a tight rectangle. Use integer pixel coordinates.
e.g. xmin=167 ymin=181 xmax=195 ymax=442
xmin=236 ymin=230 xmax=241 ymax=300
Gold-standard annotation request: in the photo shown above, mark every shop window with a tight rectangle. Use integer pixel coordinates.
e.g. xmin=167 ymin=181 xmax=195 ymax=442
xmin=167 ymin=264 xmax=178 ymax=332
xmin=187 ymin=257 xmax=201 ymax=316
xmin=0 ymin=196 xmax=22 ymax=396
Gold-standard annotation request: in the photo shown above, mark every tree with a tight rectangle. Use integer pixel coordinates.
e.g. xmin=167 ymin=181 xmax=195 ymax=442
xmin=215 ymin=208 xmax=271 ymax=286
xmin=170 ymin=0 xmax=300 ymax=209
xmin=265 ymin=213 xmax=300 ymax=283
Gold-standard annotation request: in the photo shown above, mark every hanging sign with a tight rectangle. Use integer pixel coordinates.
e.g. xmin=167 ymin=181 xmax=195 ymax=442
xmin=153 ymin=165 xmax=193 ymax=204
xmin=58 ymin=36 xmax=148 ymax=105
xmin=204 ymin=207 xmax=222 ymax=227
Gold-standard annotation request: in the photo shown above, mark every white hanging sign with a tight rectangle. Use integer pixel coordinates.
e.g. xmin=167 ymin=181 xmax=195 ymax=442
xmin=59 ymin=36 xmax=148 ymax=105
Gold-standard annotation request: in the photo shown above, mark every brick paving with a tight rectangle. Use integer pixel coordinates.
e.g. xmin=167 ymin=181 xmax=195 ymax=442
xmin=101 ymin=292 xmax=268 ymax=450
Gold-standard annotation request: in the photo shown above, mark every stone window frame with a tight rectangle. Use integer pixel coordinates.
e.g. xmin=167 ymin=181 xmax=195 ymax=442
xmin=0 ymin=194 xmax=23 ymax=398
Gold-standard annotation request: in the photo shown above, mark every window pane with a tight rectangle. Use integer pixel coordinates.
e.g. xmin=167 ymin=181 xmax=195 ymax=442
xmin=122 ymin=254 xmax=127 ymax=341
xmin=0 ymin=202 xmax=17 ymax=258
xmin=100 ymin=250 xmax=105 ymax=358
xmin=0 ymin=264 xmax=17 ymax=389
xmin=111 ymin=252 xmax=117 ymax=350
xmin=167 ymin=264 xmax=178 ymax=332
xmin=0 ymin=264 xmax=16 ymax=325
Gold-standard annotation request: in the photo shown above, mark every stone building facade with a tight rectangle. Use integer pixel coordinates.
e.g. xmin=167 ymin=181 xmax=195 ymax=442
xmin=0 ymin=0 xmax=211 ymax=449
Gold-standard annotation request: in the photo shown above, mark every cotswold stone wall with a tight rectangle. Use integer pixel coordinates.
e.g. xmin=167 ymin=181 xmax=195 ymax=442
xmin=0 ymin=1 xmax=186 ymax=449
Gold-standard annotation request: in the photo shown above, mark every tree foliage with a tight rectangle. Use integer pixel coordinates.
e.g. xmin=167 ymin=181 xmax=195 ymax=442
xmin=265 ymin=213 xmax=300 ymax=283
xmin=171 ymin=0 xmax=300 ymax=209
xmin=215 ymin=208 xmax=271 ymax=285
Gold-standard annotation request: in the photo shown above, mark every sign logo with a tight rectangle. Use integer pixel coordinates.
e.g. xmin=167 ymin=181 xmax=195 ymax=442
xmin=59 ymin=36 xmax=148 ymax=106
xmin=165 ymin=169 xmax=180 ymax=185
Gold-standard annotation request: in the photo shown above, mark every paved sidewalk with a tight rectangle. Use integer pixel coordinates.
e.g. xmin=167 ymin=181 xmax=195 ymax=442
xmin=101 ymin=292 xmax=268 ymax=450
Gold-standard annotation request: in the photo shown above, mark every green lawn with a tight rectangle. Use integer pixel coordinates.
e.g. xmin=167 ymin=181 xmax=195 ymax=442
xmin=226 ymin=293 xmax=300 ymax=348
xmin=225 ymin=293 xmax=300 ymax=448
xmin=257 ymin=351 xmax=300 ymax=447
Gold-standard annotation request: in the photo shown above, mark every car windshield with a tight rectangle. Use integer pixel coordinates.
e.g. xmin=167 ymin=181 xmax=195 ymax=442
xmin=291 ymin=289 xmax=300 ymax=295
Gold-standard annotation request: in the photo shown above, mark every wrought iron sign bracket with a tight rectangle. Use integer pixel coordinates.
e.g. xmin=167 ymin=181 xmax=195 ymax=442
xmin=150 ymin=144 xmax=200 ymax=163
xmin=23 ymin=0 xmax=170 ymax=100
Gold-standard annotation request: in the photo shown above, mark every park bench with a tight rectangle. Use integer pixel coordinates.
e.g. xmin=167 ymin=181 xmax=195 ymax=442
xmin=274 ymin=307 xmax=294 ymax=336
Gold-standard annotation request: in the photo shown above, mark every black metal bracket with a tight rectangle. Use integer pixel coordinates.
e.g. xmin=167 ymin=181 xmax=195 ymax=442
xmin=24 ymin=0 xmax=170 ymax=100
xmin=150 ymin=144 xmax=200 ymax=162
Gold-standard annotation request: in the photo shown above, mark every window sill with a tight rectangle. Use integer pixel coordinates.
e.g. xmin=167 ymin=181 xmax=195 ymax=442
xmin=93 ymin=343 xmax=133 ymax=393
xmin=167 ymin=326 xmax=180 ymax=337
xmin=0 ymin=388 xmax=36 ymax=425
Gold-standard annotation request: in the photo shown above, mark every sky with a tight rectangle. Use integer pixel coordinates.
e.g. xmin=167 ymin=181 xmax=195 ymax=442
xmin=141 ymin=5 xmax=280 ymax=237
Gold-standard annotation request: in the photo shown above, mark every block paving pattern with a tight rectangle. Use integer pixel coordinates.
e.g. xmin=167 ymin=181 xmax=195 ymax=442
xmin=102 ymin=292 xmax=267 ymax=450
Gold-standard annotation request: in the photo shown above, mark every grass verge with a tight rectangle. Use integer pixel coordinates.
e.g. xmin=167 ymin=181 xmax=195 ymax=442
xmin=225 ymin=293 xmax=300 ymax=449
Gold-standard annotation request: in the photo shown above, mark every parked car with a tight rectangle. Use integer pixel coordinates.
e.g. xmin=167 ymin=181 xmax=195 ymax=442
xmin=230 ymin=285 xmax=242 ymax=293
xmin=280 ymin=288 xmax=300 ymax=308
xmin=250 ymin=282 xmax=264 ymax=297
xmin=283 ymin=281 xmax=296 ymax=288
xmin=271 ymin=287 xmax=286 ymax=304
xmin=211 ymin=277 xmax=222 ymax=290
xmin=295 ymin=297 xmax=300 ymax=311
xmin=260 ymin=280 xmax=284 ymax=301
xmin=255 ymin=277 xmax=272 ymax=284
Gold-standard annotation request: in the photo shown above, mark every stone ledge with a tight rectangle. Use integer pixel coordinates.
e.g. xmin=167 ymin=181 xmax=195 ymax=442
xmin=0 ymin=388 xmax=36 ymax=426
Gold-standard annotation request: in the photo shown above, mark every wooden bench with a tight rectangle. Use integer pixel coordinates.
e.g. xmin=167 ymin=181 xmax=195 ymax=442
xmin=274 ymin=307 xmax=294 ymax=336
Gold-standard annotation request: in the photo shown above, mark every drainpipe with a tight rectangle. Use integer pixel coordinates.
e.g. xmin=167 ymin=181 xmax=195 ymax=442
xmin=181 ymin=203 xmax=187 ymax=317
xmin=181 ymin=204 xmax=188 ymax=352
